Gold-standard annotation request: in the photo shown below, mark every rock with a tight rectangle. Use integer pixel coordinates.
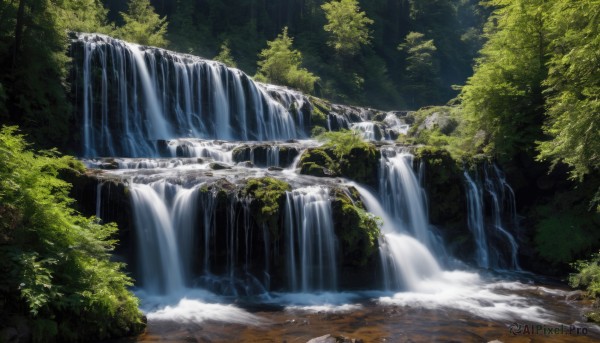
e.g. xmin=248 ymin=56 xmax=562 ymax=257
xmin=421 ymin=111 xmax=458 ymax=135
xmin=209 ymin=162 xmax=232 ymax=170
xmin=238 ymin=161 xmax=254 ymax=168
xmin=306 ymin=334 xmax=364 ymax=343
xmin=566 ymin=290 xmax=586 ymax=301
xmin=307 ymin=334 xmax=337 ymax=343
xmin=268 ymin=166 xmax=284 ymax=171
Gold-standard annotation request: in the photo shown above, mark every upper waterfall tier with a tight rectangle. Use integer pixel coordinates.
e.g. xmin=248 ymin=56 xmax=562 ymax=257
xmin=70 ymin=33 xmax=312 ymax=157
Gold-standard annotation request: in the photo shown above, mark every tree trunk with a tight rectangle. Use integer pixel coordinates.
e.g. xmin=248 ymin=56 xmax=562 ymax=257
xmin=13 ymin=0 xmax=26 ymax=67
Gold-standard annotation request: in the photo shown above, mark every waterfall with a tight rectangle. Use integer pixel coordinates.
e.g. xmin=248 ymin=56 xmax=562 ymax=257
xmin=130 ymin=182 xmax=194 ymax=294
xmin=464 ymin=164 xmax=520 ymax=270
xmin=349 ymin=183 xmax=441 ymax=291
xmin=378 ymin=148 xmax=434 ymax=247
xmin=73 ymin=33 xmax=307 ymax=157
xmin=464 ymin=171 xmax=489 ymax=268
xmin=284 ymin=186 xmax=338 ymax=292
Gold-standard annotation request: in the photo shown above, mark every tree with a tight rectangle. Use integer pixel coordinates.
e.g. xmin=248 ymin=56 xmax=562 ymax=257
xmin=459 ymin=0 xmax=549 ymax=158
xmin=398 ymin=32 xmax=440 ymax=108
xmin=214 ymin=40 xmax=237 ymax=68
xmin=255 ymin=27 xmax=319 ymax=94
xmin=537 ymin=0 xmax=600 ymax=180
xmin=321 ymin=0 xmax=373 ymax=56
xmin=116 ymin=0 xmax=168 ymax=47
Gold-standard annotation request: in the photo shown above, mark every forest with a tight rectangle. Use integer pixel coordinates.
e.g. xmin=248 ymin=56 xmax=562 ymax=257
xmin=0 ymin=0 xmax=599 ymax=341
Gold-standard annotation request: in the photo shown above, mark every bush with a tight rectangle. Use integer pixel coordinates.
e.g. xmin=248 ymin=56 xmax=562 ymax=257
xmin=0 ymin=127 xmax=145 ymax=342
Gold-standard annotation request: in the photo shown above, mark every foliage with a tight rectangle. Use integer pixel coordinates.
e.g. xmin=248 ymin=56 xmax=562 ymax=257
xmin=300 ymin=130 xmax=379 ymax=185
xmin=214 ymin=40 xmax=237 ymax=68
xmin=537 ymin=0 xmax=600 ymax=180
xmin=321 ymin=0 xmax=373 ymax=56
xmin=533 ymin=183 xmax=600 ymax=265
xmin=116 ymin=0 xmax=168 ymax=47
xmin=399 ymin=106 xmax=472 ymax=159
xmin=242 ymin=177 xmax=291 ymax=236
xmin=459 ymin=0 xmax=548 ymax=160
xmin=0 ymin=127 xmax=145 ymax=341
xmin=398 ymin=32 xmax=440 ymax=108
xmin=317 ymin=129 xmax=370 ymax=159
xmin=55 ymin=0 xmax=112 ymax=33
xmin=331 ymin=188 xmax=381 ymax=267
xmin=255 ymin=27 xmax=319 ymax=94
xmin=570 ymin=252 xmax=600 ymax=298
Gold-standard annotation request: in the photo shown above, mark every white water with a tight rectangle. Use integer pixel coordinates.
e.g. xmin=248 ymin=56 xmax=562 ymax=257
xmin=378 ymin=149 xmax=434 ymax=247
xmin=464 ymin=170 xmax=489 ymax=268
xmin=76 ymin=34 xmax=306 ymax=157
xmin=73 ymin=34 xmax=565 ymax=331
xmin=464 ymin=164 xmax=520 ymax=270
xmin=284 ymin=186 xmax=338 ymax=292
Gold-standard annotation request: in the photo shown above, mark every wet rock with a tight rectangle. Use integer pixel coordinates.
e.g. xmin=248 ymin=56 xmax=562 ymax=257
xmin=238 ymin=161 xmax=254 ymax=168
xmin=566 ymin=290 xmax=585 ymax=301
xmin=209 ymin=162 xmax=232 ymax=170
xmin=268 ymin=166 xmax=284 ymax=171
xmin=306 ymin=334 xmax=364 ymax=343
xmin=307 ymin=334 xmax=337 ymax=343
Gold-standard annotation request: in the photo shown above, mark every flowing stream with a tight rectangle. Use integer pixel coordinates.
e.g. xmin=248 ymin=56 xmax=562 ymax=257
xmin=72 ymin=33 xmax=598 ymax=342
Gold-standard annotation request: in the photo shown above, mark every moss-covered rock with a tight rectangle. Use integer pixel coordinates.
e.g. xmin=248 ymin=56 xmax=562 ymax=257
xmin=309 ymin=96 xmax=331 ymax=128
xmin=414 ymin=146 xmax=468 ymax=256
xmin=331 ymin=187 xmax=381 ymax=267
xmin=242 ymin=177 xmax=291 ymax=237
xmin=298 ymin=133 xmax=380 ymax=186
xmin=298 ymin=147 xmax=338 ymax=176
xmin=339 ymin=145 xmax=380 ymax=186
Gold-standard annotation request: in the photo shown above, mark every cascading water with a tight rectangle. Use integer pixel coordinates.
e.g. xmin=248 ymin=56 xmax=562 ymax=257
xmin=464 ymin=164 xmax=520 ymax=270
xmin=130 ymin=181 xmax=192 ymax=294
xmin=69 ymin=34 xmax=592 ymax=342
xmin=73 ymin=33 xmax=308 ymax=157
xmin=349 ymin=182 xmax=442 ymax=291
xmin=284 ymin=186 xmax=337 ymax=292
xmin=378 ymin=148 xmax=437 ymax=248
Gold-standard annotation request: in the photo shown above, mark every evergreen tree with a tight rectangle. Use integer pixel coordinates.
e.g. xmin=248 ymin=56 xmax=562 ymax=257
xmin=321 ymin=0 xmax=373 ymax=56
xmin=214 ymin=40 xmax=237 ymax=68
xmin=398 ymin=32 xmax=440 ymax=108
xmin=116 ymin=0 xmax=168 ymax=47
xmin=255 ymin=27 xmax=319 ymax=93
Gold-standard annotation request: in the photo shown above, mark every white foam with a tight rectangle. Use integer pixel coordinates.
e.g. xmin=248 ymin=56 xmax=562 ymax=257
xmin=137 ymin=289 xmax=264 ymax=325
xmin=378 ymin=271 xmax=554 ymax=322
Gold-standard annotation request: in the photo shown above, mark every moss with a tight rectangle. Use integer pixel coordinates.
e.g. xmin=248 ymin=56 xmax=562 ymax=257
xmin=298 ymin=131 xmax=380 ymax=186
xmin=308 ymin=96 xmax=331 ymax=128
xmin=414 ymin=146 xmax=467 ymax=252
xmin=338 ymin=145 xmax=380 ymax=186
xmin=242 ymin=177 xmax=291 ymax=238
xmin=331 ymin=188 xmax=381 ymax=267
xmin=311 ymin=126 xmax=326 ymax=137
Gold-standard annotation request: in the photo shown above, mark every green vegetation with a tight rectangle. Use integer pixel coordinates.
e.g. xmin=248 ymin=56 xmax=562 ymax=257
xmin=398 ymin=32 xmax=440 ymax=108
xmin=299 ymin=130 xmax=379 ymax=185
xmin=214 ymin=40 xmax=237 ymax=68
xmin=0 ymin=127 xmax=145 ymax=341
xmin=570 ymin=253 xmax=600 ymax=323
xmin=536 ymin=0 xmax=600 ymax=181
xmin=255 ymin=27 xmax=319 ymax=94
xmin=321 ymin=0 xmax=373 ymax=56
xmin=242 ymin=177 xmax=291 ymax=236
xmin=331 ymin=188 xmax=381 ymax=267
xmin=115 ymin=0 xmax=168 ymax=47
xmin=317 ymin=129 xmax=370 ymax=158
